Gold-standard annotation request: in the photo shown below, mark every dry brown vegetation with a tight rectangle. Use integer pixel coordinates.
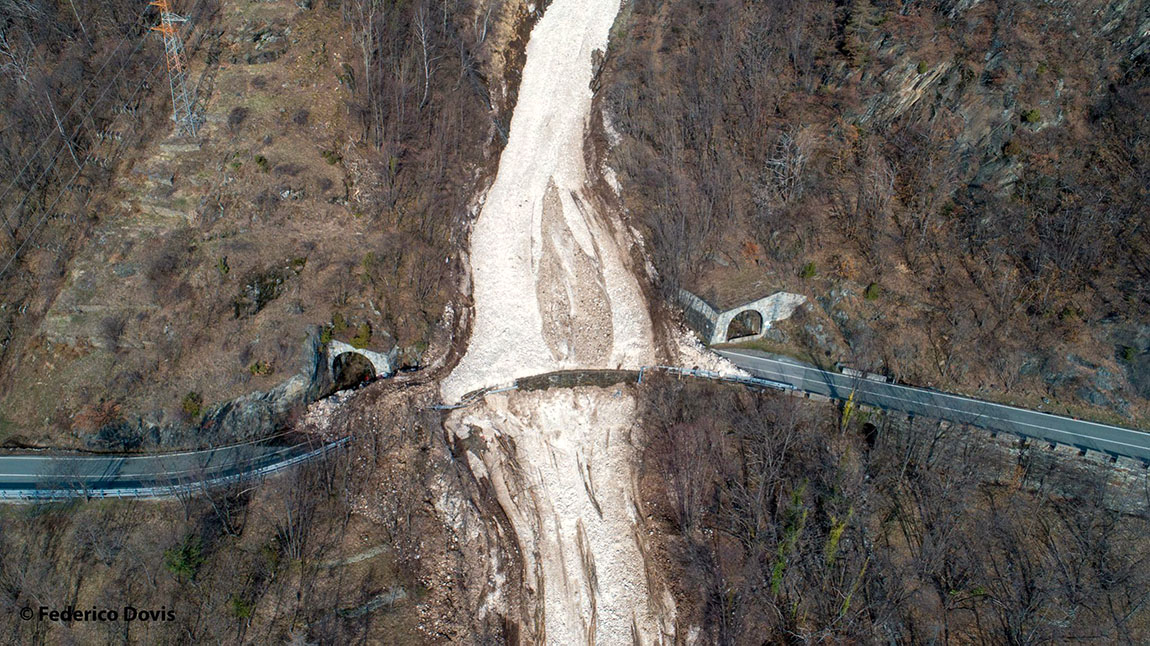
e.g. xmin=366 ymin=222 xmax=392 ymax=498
xmin=0 ymin=0 xmax=529 ymax=449
xmin=599 ymin=0 xmax=1149 ymax=424
xmin=637 ymin=375 xmax=1150 ymax=644
xmin=0 ymin=382 xmax=518 ymax=644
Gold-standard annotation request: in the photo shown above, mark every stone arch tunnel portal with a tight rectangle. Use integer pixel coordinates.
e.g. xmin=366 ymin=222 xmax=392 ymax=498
xmin=726 ymin=309 xmax=764 ymax=342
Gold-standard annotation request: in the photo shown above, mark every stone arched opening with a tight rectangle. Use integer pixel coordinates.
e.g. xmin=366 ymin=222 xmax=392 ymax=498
xmin=725 ymin=309 xmax=763 ymax=342
xmin=326 ymin=340 xmax=395 ymax=375
xmin=332 ymin=352 xmax=376 ymax=391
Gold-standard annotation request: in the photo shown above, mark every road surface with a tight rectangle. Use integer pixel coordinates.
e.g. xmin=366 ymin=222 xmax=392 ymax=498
xmin=718 ymin=348 xmax=1150 ymax=463
xmin=0 ymin=438 xmax=346 ymax=500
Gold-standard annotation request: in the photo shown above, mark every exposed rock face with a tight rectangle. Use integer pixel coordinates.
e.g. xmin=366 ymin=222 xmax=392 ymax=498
xmin=88 ymin=328 xmax=335 ymax=450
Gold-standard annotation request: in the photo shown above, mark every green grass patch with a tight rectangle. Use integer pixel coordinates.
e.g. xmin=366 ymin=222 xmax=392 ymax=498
xmin=181 ymin=392 xmax=203 ymax=419
xmin=229 ymin=595 xmax=254 ymax=619
xmin=248 ymin=360 xmax=273 ymax=376
xmin=350 ymin=321 xmax=372 ymax=349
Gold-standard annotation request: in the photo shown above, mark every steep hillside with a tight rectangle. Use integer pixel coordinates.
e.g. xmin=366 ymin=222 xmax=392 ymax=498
xmin=597 ymin=0 xmax=1149 ymax=426
xmin=0 ymin=0 xmax=531 ymax=449
xmin=0 ymin=381 xmax=523 ymax=643
xmin=636 ymin=374 xmax=1150 ymax=643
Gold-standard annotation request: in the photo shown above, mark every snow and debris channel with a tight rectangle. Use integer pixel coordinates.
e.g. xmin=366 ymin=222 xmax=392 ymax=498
xmin=442 ymin=0 xmax=674 ymax=642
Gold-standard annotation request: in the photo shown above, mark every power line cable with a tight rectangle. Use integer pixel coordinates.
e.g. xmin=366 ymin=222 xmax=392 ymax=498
xmin=0 ymin=5 xmax=153 ymax=205
xmin=0 ymin=55 xmax=165 ymax=281
xmin=1 ymin=0 xmax=208 ymax=277
xmin=0 ymin=38 xmax=154 ymax=234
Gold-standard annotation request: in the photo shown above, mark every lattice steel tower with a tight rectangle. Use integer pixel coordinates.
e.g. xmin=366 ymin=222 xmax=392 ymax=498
xmin=150 ymin=0 xmax=198 ymax=137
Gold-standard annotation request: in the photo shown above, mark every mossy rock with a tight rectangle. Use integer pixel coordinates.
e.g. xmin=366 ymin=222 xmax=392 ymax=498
xmin=233 ymin=265 xmax=296 ymax=319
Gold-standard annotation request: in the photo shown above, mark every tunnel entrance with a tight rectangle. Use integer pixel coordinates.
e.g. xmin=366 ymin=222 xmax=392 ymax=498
xmin=726 ymin=309 xmax=764 ymax=341
xmin=332 ymin=352 xmax=375 ymax=391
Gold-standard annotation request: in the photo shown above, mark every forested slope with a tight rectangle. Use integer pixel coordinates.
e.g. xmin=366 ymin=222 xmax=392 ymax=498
xmin=638 ymin=375 xmax=1150 ymax=643
xmin=0 ymin=0 xmax=528 ymax=449
xmin=599 ymin=0 xmax=1149 ymax=424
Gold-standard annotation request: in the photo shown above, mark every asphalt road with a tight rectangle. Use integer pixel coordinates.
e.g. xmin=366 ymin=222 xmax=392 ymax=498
xmin=718 ymin=348 xmax=1150 ymax=463
xmin=0 ymin=439 xmax=346 ymax=500
xmin=5 ymin=346 xmax=1145 ymax=499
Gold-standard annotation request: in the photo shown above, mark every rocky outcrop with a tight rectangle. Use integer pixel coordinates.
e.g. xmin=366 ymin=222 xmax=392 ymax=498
xmin=88 ymin=328 xmax=336 ymax=451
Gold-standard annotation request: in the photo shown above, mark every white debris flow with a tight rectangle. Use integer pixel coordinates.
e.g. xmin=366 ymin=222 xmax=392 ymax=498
xmin=441 ymin=0 xmax=652 ymax=403
xmin=447 ymin=390 xmax=669 ymax=644
xmin=441 ymin=0 xmax=671 ymax=641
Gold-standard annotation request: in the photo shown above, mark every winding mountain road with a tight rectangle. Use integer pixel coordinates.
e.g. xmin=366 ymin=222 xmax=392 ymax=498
xmin=719 ymin=348 xmax=1150 ymax=462
xmin=2 ymin=345 xmax=1145 ymax=501
xmin=0 ymin=438 xmax=346 ymax=500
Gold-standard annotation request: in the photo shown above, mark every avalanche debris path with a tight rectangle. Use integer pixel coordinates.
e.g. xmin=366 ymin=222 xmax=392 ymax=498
xmin=442 ymin=0 xmax=652 ymax=404
xmin=442 ymin=0 xmax=668 ymax=642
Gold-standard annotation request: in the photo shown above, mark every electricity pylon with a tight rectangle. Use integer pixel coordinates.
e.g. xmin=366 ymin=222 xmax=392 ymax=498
xmin=150 ymin=0 xmax=198 ymax=137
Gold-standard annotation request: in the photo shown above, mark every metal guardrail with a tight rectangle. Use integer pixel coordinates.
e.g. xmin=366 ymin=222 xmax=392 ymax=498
xmin=0 ymin=437 xmax=350 ymax=501
xmin=0 ymin=364 xmax=821 ymax=501
xmin=431 ymin=383 xmax=518 ymax=410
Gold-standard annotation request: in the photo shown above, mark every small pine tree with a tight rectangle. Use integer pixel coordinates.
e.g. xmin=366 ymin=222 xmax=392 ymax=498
xmin=164 ymin=534 xmax=205 ymax=581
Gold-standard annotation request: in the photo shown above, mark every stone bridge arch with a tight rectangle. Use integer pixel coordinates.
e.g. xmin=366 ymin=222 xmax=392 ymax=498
xmin=327 ymin=340 xmax=398 ymax=381
xmin=724 ymin=309 xmax=763 ymax=341
xmin=707 ymin=292 xmax=807 ymax=345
